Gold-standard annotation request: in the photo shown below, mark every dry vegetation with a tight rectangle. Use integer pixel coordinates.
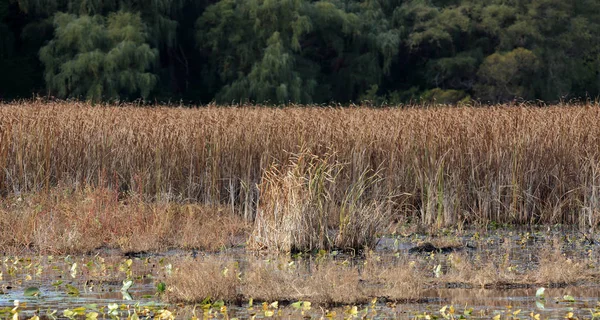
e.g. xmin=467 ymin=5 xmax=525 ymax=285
xmin=4 ymin=101 xmax=600 ymax=251
xmin=167 ymin=254 xmax=425 ymax=305
xmin=167 ymin=239 xmax=599 ymax=305
xmin=0 ymin=187 xmax=248 ymax=254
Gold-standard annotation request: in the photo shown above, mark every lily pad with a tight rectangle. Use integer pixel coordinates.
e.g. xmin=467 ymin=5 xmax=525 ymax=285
xmin=535 ymin=287 xmax=545 ymax=299
xmin=121 ymin=279 xmax=133 ymax=292
xmin=24 ymin=287 xmax=40 ymax=297
xmin=65 ymin=284 xmax=80 ymax=296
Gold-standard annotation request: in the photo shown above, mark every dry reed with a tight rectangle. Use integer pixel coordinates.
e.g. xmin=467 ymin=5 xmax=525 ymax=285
xmin=3 ymin=101 xmax=600 ymax=230
xmin=167 ymin=240 xmax=598 ymax=305
xmin=0 ymin=187 xmax=249 ymax=254
xmin=168 ymin=254 xmax=425 ymax=305
xmin=248 ymin=150 xmax=388 ymax=252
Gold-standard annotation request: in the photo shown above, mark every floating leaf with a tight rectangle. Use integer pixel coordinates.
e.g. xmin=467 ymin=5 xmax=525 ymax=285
xmin=63 ymin=309 xmax=75 ymax=319
xmin=347 ymin=306 xmax=358 ymax=316
xmin=563 ymin=295 xmax=575 ymax=303
xmin=85 ymin=312 xmax=98 ymax=320
xmin=72 ymin=307 xmax=86 ymax=315
xmin=536 ymin=287 xmax=546 ymax=299
xmin=107 ymin=303 xmax=119 ymax=317
xmin=83 ymin=304 xmax=98 ymax=311
xmin=264 ymin=310 xmax=274 ymax=317
xmin=122 ymin=291 xmax=132 ymax=301
xmin=213 ymin=300 xmax=225 ymax=309
xmin=156 ymin=282 xmax=166 ymax=293
xmin=121 ymin=280 xmax=133 ymax=292
xmin=536 ymin=300 xmax=545 ymax=310
xmin=65 ymin=284 xmax=80 ymax=296
xmin=23 ymin=287 xmax=40 ymax=297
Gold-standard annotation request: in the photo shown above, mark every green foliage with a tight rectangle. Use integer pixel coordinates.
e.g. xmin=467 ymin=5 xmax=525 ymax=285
xmin=476 ymin=48 xmax=539 ymax=102
xmin=421 ymin=88 xmax=470 ymax=105
xmin=4 ymin=0 xmax=600 ymax=103
xmin=39 ymin=11 xmax=158 ymax=100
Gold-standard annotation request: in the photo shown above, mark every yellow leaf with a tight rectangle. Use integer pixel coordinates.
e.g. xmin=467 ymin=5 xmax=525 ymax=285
xmin=302 ymin=302 xmax=311 ymax=311
xmin=565 ymin=312 xmax=574 ymax=319
xmin=264 ymin=310 xmax=274 ymax=317
xmin=493 ymin=314 xmax=501 ymax=320
xmin=513 ymin=309 xmax=521 ymax=316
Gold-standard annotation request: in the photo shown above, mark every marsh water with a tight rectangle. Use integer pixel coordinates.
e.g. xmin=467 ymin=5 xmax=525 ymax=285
xmin=2 ymin=230 xmax=600 ymax=319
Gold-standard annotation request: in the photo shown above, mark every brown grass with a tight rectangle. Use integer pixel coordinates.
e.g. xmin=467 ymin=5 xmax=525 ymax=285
xmin=3 ymin=101 xmax=600 ymax=235
xmin=0 ymin=187 xmax=249 ymax=254
xmin=167 ymin=254 xmax=425 ymax=305
xmin=248 ymin=150 xmax=388 ymax=252
xmin=167 ymin=239 xmax=599 ymax=306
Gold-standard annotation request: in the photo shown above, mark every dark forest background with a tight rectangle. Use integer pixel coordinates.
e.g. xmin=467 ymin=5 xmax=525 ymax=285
xmin=1 ymin=0 xmax=600 ymax=104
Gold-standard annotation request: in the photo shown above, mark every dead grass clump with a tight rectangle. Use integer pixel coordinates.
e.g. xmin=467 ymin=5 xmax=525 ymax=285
xmin=167 ymin=257 xmax=242 ymax=303
xmin=248 ymin=151 xmax=340 ymax=252
xmin=243 ymin=257 xmax=365 ymax=304
xmin=444 ymin=252 xmax=516 ymax=288
xmin=169 ymin=254 xmax=429 ymax=306
xmin=0 ymin=187 xmax=249 ymax=254
xmin=248 ymin=150 xmax=389 ymax=252
xmin=534 ymin=239 xmax=594 ymax=285
xmin=361 ymin=253 xmax=425 ymax=301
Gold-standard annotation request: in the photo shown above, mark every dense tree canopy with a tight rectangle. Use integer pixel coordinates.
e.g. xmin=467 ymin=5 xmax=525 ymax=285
xmin=2 ymin=0 xmax=600 ymax=104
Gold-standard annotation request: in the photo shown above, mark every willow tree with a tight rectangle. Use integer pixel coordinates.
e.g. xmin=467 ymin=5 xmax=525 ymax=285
xmin=198 ymin=0 xmax=405 ymax=104
xmin=470 ymin=0 xmax=600 ymax=101
xmin=14 ymin=0 xmax=200 ymax=100
xmin=197 ymin=0 xmax=314 ymax=104
xmin=39 ymin=11 xmax=158 ymax=100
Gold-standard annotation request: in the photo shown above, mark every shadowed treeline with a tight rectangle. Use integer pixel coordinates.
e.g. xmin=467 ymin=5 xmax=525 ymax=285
xmin=2 ymin=0 xmax=600 ymax=104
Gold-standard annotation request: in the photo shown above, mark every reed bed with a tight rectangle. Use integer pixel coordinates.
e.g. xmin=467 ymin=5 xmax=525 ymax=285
xmin=2 ymin=101 xmax=600 ymax=232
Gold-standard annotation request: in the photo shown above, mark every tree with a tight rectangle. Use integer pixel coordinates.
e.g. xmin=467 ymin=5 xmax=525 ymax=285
xmin=39 ymin=11 xmax=158 ymax=100
xmin=475 ymin=48 xmax=538 ymax=102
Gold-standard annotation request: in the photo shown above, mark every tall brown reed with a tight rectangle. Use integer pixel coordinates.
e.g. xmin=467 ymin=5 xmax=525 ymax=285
xmin=3 ymin=102 xmax=600 ymax=229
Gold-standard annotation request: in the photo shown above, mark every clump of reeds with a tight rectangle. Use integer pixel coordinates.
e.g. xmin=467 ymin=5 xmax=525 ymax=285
xmin=168 ymin=257 xmax=243 ymax=303
xmin=248 ymin=149 xmax=388 ymax=252
xmin=247 ymin=150 xmax=339 ymax=252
